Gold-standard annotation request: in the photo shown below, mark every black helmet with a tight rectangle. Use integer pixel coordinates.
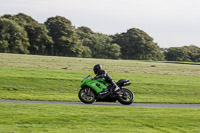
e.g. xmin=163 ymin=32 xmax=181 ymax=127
xmin=93 ymin=64 xmax=102 ymax=74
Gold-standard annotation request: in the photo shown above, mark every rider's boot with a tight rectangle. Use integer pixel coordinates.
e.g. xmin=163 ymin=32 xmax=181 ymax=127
xmin=114 ymin=86 xmax=120 ymax=91
xmin=113 ymin=87 xmax=123 ymax=95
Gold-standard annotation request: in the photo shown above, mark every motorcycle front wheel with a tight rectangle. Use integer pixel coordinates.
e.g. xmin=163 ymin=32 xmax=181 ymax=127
xmin=118 ymin=88 xmax=134 ymax=105
xmin=78 ymin=87 xmax=95 ymax=104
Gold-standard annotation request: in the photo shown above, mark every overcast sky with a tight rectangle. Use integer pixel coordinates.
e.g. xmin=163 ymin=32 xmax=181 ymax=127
xmin=0 ymin=0 xmax=200 ymax=48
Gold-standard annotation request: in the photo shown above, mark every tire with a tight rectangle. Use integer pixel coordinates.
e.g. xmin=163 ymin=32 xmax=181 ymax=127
xmin=118 ymin=88 xmax=134 ymax=105
xmin=78 ymin=87 xmax=95 ymax=104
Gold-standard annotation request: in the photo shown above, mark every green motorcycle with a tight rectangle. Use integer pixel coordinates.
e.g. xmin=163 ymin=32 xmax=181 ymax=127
xmin=78 ymin=75 xmax=134 ymax=105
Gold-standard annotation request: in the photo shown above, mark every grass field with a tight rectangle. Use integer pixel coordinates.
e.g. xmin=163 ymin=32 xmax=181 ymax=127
xmin=1 ymin=53 xmax=200 ymax=76
xmin=0 ymin=67 xmax=200 ymax=103
xmin=0 ymin=53 xmax=200 ymax=133
xmin=0 ymin=53 xmax=200 ymax=103
xmin=0 ymin=102 xmax=199 ymax=133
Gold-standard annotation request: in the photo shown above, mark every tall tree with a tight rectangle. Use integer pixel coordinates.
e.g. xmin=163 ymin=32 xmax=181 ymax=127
xmin=107 ymin=43 xmax=121 ymax=59
xmin=0 ymin=18 xmax=29 ymax=53
xmin=164 ymin=47 xmax=191 ymax=61
xmin=183 ymin=45 xmax=200 ymax=62
xmin=164 ymin=45 xmax=200 ymax=62
xmin=45 ymin=16 xmax=83 ymax=56
xmin=112 ymin=28 xmax=164 ymax=60
xmin=77 ymin=27 xmax=121 ymax=59
xmin=1 ymin=13 xmax=53 ymax=55
xmin=76 ymin=26 xmax=94 ymax=58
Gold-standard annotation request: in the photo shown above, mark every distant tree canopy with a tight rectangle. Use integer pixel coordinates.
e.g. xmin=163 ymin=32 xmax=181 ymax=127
xmin=0 ymin=13 xmax=199 ymax=62
xmin=44 ymin=16 xmax=83 ymax=57
xmin=112 ymin=28 xmax=164 ymax=60
xmin=164 ymin=45 xmax=200 ymax=62
xmin=2 ymin=13 xmax=53 ymax=55
xmin=76 ymin=26 xmax=121 ymax=59
xmin=0 ymin=18 xmax=29 ymax=53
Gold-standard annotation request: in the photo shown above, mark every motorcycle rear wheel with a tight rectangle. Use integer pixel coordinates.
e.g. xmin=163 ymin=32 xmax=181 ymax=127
xmin=118 ymin=88 xmax=134 ymax=105
xmin=78 ymin=87 xmax=95 ymax=104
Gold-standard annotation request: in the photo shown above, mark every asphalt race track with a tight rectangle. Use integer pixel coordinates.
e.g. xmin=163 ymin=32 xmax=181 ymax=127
xmin=0 ymin=100 xmax=200 ymax=108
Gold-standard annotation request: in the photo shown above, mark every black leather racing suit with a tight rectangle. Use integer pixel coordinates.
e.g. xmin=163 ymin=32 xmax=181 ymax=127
xmin=94 ymin=70 xmax=119 ymax=91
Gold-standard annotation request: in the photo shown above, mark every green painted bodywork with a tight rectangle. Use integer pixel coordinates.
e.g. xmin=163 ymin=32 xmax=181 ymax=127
xmin=80 ymin=76 xmax=108 ymax=94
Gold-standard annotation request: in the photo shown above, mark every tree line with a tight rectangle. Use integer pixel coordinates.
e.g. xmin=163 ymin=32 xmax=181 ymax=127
xmin=0 ymin=13 xmax=199 ymax=62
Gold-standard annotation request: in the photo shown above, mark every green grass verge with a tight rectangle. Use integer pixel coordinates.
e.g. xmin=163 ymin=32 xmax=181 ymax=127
xmin=0 ymin=53 xmax=199 ymax=132
xmin=0 ymin=67 xmax=200 ymax=103
xmin=0 ymin=103 xmax=199 ymax=133
xmin=1 ymin=53 xmax=200 ymax=76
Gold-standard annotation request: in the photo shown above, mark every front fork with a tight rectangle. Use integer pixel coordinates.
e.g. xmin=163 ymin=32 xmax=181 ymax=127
xmin=85 ymin=87 xmax=91 ymax=95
